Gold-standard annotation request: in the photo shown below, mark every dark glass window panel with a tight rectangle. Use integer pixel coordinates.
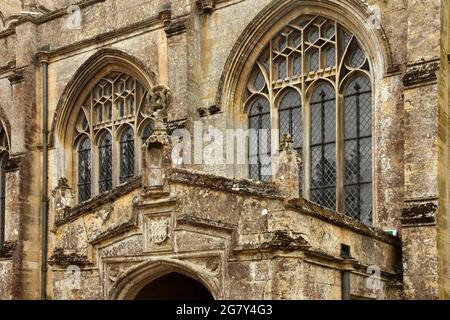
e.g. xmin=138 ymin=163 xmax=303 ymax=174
xmin=254 ymin=70 xmax=265 ymax=91
xmin=278 ymin=60 xmax=286 ymax=80
xmin=97 ymin=106 xmax=103 ymax=123
xmin=344 ymin=75 xmax=372 ymax=223
xmin=293 ymin=33 xmax=302 ymax=48
xmin=248 ymin=97 xmax=271 ymax=181
xmin=325 ymin=26 xmax=335 ymax=39
xmin=310 ymin=51 xmax=319 ymax=72
xmin=98 ymin=132 xmax=113 ymax=193
xmin=107 ymin=103 xmax=112 ymax=120
xmin=279 ymin=37 xmax=287 ymax=51
xmin=293 ymin=56 xmax=302 ymax=76
xmin=278 ymin=90 xmax=302 ymax=154
xmin=325 ymin=47 xmax=336 ymax=68
xmin=349 ymin=45 xmax=366 ymax=68
xmin=309 ymin=28 xmax=319 ymax=43
xmin=142 ymin=122 xmax=154 ymax=143
xmin=78 ymin=137 xmax=91 ymax=202
xmin=81 ymin=115 xmax=89 ymax=131
xmin=342 ymin=30 xmax=352 ymax=49
xmin=120 ymin=126 xmax=135 ymax=183
xmin=310 ymin=83 xmax=336 ymax=210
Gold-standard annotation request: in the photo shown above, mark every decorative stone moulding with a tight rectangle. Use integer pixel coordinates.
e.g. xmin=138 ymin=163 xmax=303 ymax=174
xmin=197 ymin=0 xmax=216 ymax=14
xmin=402 ymin=59 xmax=440 ymax=87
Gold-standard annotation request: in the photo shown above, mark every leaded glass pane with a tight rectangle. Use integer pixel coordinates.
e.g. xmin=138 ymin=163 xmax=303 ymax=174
xmin=349 ymin=45 xmax=366 ymax=68
xmin=309 ymin=28 xmax=319 ymax=43
xmin=142 ymin=122 xmax=154 ymax=143
xmin=98 ymin=132 xmax=112 ymax=193
xmin=325 ymin=47 xmax=335 ymax=68
xmin=310 ymin=51 xmax=319 ymax=72
xmin=120 ymin=126 xmax=135 ymax=183
xmin=278 ymin=60 xmax=286 ymax=80
xmin=278 ymin=90 xmax=302 ymax=152
xmin=293 ymin=56 xmax=302 ymax=77
xmin=310 ymin=83 xmax=336 ymax=210
xmin=248 ymin=97 xmax=271 ymax=181
xmin=78 ymin=137 xmax=91 ymax=202
xmin=344 ymin=75 xmax=372 ymax=223
xmin=254 ymin=70 xmax=265 ymax=91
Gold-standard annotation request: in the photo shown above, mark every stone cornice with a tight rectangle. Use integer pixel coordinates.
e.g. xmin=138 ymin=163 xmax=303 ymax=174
xmin=169 ymin=168 xmax=284 ymax=199
xmin=54 ymin=176 xmax=141 ymax=227
xmin=287 ymin=198 xmax=401 ymax=246
xmin=164 ymin=17 xmax=188 ymax=37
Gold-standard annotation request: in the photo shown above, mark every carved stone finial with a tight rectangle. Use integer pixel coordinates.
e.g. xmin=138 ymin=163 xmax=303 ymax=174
xmin=52 ymin=177 xmax=74 ymax=221
xmin=274 ymin=134 xmax=300 ymax=201
xmin=197 ymin=0 xmax=216 ymax=14
xmin=280 ymin=133 xmax=294 ymax=153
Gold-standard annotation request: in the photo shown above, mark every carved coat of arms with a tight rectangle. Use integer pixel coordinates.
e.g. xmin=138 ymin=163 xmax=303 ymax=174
xmin=149 ymin=219 xmax=169 ymax=245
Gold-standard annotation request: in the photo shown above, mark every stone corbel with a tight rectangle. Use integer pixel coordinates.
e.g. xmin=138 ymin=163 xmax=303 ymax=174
xmin=7 ymin=68 xmax=25 ymax=85
xmin=197 ymin=0 xmax=216 ymax=14
xmin=52 ymin=177 xmax=75 ymax=223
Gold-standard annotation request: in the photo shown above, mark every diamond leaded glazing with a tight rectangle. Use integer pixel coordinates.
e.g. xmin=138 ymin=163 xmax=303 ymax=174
xmin=78 ymin=137 xmax=91 ymax=202
xmin=98 ymin=132 xmax=112 ymax=193
xmin=244 ymin=15 xmax=372 ymax=224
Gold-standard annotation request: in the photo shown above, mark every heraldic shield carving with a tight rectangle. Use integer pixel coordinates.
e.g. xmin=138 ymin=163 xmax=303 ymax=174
xmin=144 ymin=214 xmax=172 ymax=252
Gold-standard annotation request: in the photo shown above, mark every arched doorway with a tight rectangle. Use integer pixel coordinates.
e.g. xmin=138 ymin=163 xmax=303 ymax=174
xmin=134 ymin=272 xmax=214 ymax=300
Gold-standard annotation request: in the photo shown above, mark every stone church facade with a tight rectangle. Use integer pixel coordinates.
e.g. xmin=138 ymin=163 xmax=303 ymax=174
xmin=0 ymin=0 xmax=449 ymax=300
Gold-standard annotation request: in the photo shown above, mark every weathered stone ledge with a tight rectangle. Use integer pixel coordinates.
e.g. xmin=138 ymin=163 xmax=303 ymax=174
xmin=287 ymin=198 xmax=401 ymax=246
xmin=54 ymin=176 xmax=141 ymax=227
xmin=169 ymin=168 xmax=283 ymax=199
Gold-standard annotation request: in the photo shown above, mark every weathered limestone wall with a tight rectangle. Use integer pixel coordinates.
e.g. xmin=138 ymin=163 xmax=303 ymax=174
xmin=0 ymin=0 xmax=448 ymax=299
xmin=401 ymin=0 xmax=444 ymax=300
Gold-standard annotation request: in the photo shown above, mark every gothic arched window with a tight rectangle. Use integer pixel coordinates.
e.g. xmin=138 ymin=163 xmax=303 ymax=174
xmin=98 ymin=132 xmax=112 ymax=193
xmin=77 ymin=136 xmax=91 ymax=202
xmin=72 ymin=71 xmax=152 ymax=203
xmin=244 ymin=15 xmax=372 ymax=223
xmin=120 ymin=126 xmax=135 ymax=184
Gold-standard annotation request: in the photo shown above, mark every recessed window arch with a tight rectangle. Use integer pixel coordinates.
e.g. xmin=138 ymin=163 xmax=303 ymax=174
xmin=71 ymin=70 xmax=154 ymax=203
xmin=244 ymin=15 xmax=373 ymax=224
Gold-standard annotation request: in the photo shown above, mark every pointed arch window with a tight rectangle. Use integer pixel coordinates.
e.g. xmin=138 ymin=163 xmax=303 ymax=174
xmin=72 ymin=71 xmax=152 ymax=203
xmin=244 ymin=15 xmax=373 ymax=224
xmin=98 ymin=132 xmax=113 ymax=193
xmin=120 ymin=126 xmax=135 ymax=184
xmin=77 ymin=137 xmax=92 ymax=202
